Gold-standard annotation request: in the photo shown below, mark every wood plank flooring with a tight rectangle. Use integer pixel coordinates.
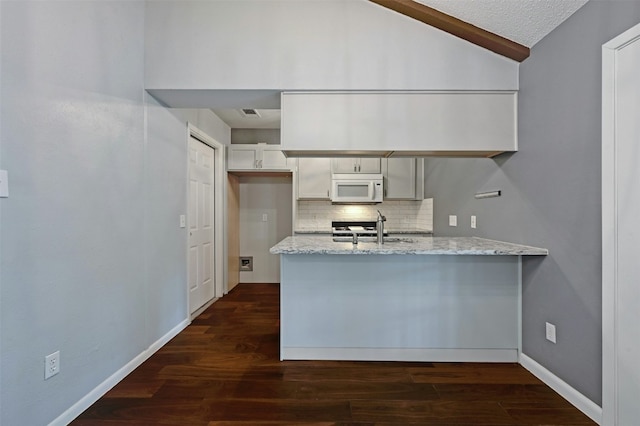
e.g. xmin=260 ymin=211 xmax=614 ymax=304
xmin=72 ymin=283 xmax=595 ymax=425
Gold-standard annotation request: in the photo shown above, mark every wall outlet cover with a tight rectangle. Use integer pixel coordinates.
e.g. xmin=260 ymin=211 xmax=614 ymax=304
xmin=449 ymin=215 xmax=457 ymax=227
xmin=45 ymin=351 xmax=60 ymax=379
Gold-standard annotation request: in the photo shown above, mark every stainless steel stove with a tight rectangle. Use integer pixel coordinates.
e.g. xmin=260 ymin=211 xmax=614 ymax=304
xmin=331 ymin=220 xmax=387 ymax=242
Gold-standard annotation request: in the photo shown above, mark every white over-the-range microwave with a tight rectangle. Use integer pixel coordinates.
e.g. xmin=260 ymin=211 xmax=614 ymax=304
xmin=330 ymin=173 xmax=383 ymax=204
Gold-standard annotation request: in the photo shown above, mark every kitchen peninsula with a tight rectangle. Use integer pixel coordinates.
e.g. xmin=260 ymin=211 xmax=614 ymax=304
xmin=270 ymin=236 xmax=547 ymax=363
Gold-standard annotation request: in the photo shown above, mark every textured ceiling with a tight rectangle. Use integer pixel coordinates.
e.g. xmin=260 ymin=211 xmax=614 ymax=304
xmin=415 ymin=0 xmax=589 ymax=47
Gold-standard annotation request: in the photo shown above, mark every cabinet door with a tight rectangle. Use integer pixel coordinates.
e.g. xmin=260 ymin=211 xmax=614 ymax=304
xmin=331 ymin=158 xmax=381 ymax=173
xmin=383 ymin=158 xmax=416 ymax=200
xmin=262 ymin=147 xmax=289 ymax=169
xmin=282 ymin=92 xmax=517 ymax=156
xmin=228 ymin=146 xmax=258 ymax=170
xmin=298 ymin=158 xmax=331 ymax=199
xmin=331 ymin=158 xmax=358 ymax=173
xmin=359 ymin=158 xmax=381 ymax=173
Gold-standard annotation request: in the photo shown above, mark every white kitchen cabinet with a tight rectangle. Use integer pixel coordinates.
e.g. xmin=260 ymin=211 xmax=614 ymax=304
xmin=331 ymin=158 xmax=381 ymax=174
xmin=227 ymin=144 xmax=292 ymax=170
xmin=297 ymin=158 xmax=331 ymax=199
xmin=382 ymin=158 xmax=417 ymax=200
xmin=281 ymin=91 xmax=517 ymax=157
xmin=262 ymin=146 xmax=290 ymax=169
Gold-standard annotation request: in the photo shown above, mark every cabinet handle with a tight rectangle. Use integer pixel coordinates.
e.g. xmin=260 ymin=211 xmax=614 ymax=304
xmin=358 ymin=164 xmax=361 ymax=172
xmin=353 ymin=165 xmax=357 ymax=172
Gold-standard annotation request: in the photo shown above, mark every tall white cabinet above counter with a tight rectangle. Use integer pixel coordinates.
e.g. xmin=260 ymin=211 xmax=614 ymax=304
xmin=297 ymin=158 xmax=332 ymax=200
xmin=281 ymin=92 xmax=517 ymax=157
xmin=382 ymin=158 xmax=423 ymax=200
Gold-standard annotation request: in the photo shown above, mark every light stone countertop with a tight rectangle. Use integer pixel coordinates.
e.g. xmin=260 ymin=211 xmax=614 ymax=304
xmin=270 ymin=235 xmax=548 ymax=256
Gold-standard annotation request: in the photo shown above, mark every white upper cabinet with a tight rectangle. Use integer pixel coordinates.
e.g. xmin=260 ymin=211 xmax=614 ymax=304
xmin=382 ymin=158 xmax=423 ymax=200
xmin=227 ymin=144 xmax=292 ymax=171
xmin=297 ymin=158 xmax=332 ymax=200
xmin=281 ymin=91 xmax=517 ymax=157
xmin=262 ymin=146 xmax=290 ymax=169
xmin=331 ymin=158 xmax=381 ymax=174
xmin=228 ymin=145 xmax=259 ymax=170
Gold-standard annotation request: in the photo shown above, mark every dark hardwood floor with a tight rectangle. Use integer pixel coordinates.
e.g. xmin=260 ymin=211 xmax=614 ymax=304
xmin=72 ymin=283 xmax=595 ymax=425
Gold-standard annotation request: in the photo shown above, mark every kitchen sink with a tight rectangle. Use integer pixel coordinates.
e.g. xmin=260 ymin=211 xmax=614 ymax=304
xmin=380 ymin=237 xmax=417 ymax=244
xmin=331 ymin=236 xmax=418 ymax=244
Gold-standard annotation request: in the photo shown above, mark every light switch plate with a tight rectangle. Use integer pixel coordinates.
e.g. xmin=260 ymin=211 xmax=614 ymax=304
xmin=471 ymin=215 xmax=477 ymax=229
xmin=448 ymin=215 xmax=457 ymax=227
xmin=0 ymin=170 xmax=8 ymax=198
xmin=179 ymin=215 xmax=186 ymax=228
xmin=546 ymin=322 xmax=557 ymax=344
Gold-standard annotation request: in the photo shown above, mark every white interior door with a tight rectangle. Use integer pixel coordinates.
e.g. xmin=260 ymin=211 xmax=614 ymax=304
xmin=603 ymin=22 xmax=640 ymax=425
xmin=188 ymin=136 xmax=215 ymax=314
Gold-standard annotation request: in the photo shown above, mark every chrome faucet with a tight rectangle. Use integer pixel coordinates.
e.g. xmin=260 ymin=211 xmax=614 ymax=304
xmin=376 ymin=210 xmax=386 ymax=244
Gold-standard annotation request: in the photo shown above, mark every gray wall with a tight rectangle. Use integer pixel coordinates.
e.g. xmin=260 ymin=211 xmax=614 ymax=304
xmin=424 ymin=0 xmax=640 ymax=405
xmin=232 ymin=129 xmax=281 ymax=145
xmin=145 ymin=0 xmax=518 ymax=93
xmin=239 ymin=175 xmax=293 ymax=283
xmin=0 ymin=2 xmax=229 ymax=424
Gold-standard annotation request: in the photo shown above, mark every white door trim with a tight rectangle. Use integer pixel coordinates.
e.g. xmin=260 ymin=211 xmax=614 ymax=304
xmin=602 ymin=21 xmax=640 ymax=426
xmin=187 ymin=123 xmax=226 ymax=315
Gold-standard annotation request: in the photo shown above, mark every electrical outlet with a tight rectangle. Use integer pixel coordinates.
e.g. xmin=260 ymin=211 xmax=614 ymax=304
xmin=545 ymin=322 xmax=557 ymax=344
xmin=45 ymin=351 xmax=60 ymax=379
xmin=471 ymin=215 xmax=477 ymax=229
xmin=179 ymin=215 xmax=186 ymax=228
xmin=262 ymin=213 xmax=268 ymax=222
xmin=449 ymin=215 xmax=457 ymax=227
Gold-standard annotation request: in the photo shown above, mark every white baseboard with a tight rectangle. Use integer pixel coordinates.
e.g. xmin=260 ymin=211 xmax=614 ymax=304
xmin=48 ymin=318 xmax=190 ymax=426
xmin=191 ymin=297 xmax=218 ymax=320
xmin=282 ymin=347 xmax=518 ymax=363
xmin=519 ymin=353 xmax=602 ymax=425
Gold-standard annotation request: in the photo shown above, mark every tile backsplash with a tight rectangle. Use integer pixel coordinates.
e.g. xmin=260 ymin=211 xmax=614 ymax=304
xmin=296 ymin=198 xmax=433 ymax=232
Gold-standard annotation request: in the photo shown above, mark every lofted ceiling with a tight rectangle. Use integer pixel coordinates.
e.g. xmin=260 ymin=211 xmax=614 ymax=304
xmin=213 ymin=0 xmax=590 ymax=129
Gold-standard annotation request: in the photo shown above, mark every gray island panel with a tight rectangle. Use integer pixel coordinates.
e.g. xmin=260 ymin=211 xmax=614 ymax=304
xmin=273 ymin=235 xmax=547 ymax=363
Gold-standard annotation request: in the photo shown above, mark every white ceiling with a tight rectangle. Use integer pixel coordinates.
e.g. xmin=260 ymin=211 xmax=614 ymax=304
xmin=213 ymin=0 xmax=590 ymax=129
xmin=212 ymin=108 xmax=281 ymax=129
xmin=415 ymin=0 xmax=589 ymax=47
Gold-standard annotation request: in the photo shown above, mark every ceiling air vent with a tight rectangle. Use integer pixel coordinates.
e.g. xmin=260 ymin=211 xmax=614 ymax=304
xmin=240 ymin=108 xmax=261 ymax=118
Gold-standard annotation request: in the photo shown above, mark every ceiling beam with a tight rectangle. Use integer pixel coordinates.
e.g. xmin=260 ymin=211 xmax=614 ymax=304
xmin=369 ymin=0 xmax=530 ymax=62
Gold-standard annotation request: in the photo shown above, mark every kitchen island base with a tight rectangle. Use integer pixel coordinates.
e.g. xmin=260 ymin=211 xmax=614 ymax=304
xmin=280 ymin=253 xmax=521 ymax=363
